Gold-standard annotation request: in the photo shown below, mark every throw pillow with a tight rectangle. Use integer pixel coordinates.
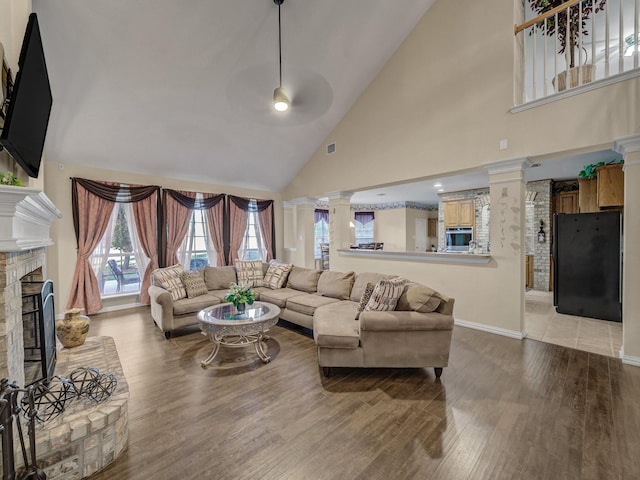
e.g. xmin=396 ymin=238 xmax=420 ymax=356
xmin=405 ymin=284 xmax=442 ymax=313
xmin=235 ymin=260 xmax=264 ymax=287
xmin=364 ymin=277 xmax=406 ymax=312
xmin=286 ymin=266 xmax=322 ymax=293
xmin=317 ymin=270 xmax=356 ymax=300
xmin=263 ymin=261 xmax=293 ymax=289
xmin=152 ymin=264 xmax=187 ymax=301
xmin=180 ymin=270 xmax=208 ymax=299
xmin=204 ymin=266 xmax=237 ymax=291
xmin=355 ymin=282 xmax=376 ymax=320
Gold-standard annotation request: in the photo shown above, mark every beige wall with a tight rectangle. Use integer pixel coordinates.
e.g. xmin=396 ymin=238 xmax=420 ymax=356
xmin=281 ymin=0 xmax=638 ymax=348
xmin=283 ymin=0 xmax=638 ymax=201
xmin=43 ymin=161 xmax=282 ymax=314
xmin=405 ymin=208 xmax=430 ymax=252
xmin=375 ymin=209 xmax=406 ymax=251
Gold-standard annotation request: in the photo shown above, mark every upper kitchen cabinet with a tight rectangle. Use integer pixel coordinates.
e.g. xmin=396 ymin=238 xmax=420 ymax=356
xmin=444 ymin=199 xmax=475 ymax=228
xmin=555 ymin=191 xmax=579 ymax=214
xmin=597 ymin=163 xmax=624 ymax=208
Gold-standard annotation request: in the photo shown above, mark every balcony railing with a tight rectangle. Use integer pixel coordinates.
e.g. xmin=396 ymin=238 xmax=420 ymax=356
xmin=516 ymin=0 xmax=639 ymax=104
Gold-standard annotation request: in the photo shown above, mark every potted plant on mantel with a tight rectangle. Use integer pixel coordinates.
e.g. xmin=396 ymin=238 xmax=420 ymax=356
xmin=529 ymin=0 xmax=607 ymax=91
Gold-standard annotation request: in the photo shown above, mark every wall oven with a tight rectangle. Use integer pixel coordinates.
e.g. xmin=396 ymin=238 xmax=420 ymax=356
xmin=445 ymin=227 xmax=473 ymax=252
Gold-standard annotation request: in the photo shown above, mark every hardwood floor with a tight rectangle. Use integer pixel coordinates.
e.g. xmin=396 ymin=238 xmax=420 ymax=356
xmin=86 ymin=308 xmax=640 ymax=480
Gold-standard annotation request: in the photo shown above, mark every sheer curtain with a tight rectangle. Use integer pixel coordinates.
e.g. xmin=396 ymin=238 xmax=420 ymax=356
xmin=89 ymin=208 xmax=117 ymax=292
xmin=203 ymin=219 xmax=219 ymax=267
xmin=124 ymin=202 xmax=149 ymax=289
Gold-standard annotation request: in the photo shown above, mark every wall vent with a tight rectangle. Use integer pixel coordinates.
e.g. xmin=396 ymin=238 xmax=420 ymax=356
xmin=326 ymin=143 xmax=336 ymax=155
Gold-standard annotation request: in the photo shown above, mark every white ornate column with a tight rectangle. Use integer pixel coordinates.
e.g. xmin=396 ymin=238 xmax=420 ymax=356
xmin=485 ymin=158 xmax=531 ymax=338
xmin=614 ymin=134 xmax=640 ymax=365
xmin=327 ymin=191 xmax=353 ymax=272
xmin=286 ymin=198 xmax=317 ymax=269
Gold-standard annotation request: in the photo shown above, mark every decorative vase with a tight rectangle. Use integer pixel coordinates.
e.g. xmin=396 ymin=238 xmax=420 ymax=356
xmin=236 ymin=303 xmax=246 ymax=314
xmin=56 ymin=309 xmax=90 ymax=348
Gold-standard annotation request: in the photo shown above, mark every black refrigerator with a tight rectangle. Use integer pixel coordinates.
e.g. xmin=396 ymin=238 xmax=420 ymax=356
xmin=553 ymin=211 xmax=622 ymax=322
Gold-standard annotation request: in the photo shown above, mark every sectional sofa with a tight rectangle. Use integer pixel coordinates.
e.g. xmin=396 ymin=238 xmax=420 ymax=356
xmin=148 ymin=263 xmax=455 ymax=377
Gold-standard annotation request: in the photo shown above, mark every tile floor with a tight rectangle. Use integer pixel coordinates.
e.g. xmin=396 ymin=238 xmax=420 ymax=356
xmin=525 ymin=290 xmax=623 ymax=358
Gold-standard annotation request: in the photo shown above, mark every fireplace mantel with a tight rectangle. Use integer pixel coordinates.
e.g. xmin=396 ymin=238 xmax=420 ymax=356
xmin=0 ymin=185 xmax=62 ymax=252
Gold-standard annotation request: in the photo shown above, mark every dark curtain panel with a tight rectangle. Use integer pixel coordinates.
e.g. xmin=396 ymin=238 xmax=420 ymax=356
xmin=226 ymin=195 xmax=275 ymax=262
xmin=166 ymin=189 xmax=224 ymax=210
xmin=354 ymin=211 xmax=375 ymax=225
xmin=314 ymin=209 xmax=329 ymax=224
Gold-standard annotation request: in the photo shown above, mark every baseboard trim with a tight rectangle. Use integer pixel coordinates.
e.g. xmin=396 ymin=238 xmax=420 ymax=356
xmin=97 ymin=302 xmax=146 ymax=315
xmin=455 ymin=318 xmax=525 ymax=340
xmin=622 ymin=353 xmax=640 ymax=367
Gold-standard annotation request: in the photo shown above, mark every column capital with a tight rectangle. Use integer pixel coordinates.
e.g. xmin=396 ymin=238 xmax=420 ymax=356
xmin=283 ymin=197 xmax=318 ymax=207
xmin=613 ymin=134 xmax=640 ymax=156
xmin=326 ymin=191 xmax=353 ymax=201
xmin=483 ymin=157 xmax=532 ymax=176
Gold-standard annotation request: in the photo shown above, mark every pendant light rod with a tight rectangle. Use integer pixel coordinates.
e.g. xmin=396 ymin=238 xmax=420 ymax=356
xmin=278 ymin=0 xmax=283 ymax=88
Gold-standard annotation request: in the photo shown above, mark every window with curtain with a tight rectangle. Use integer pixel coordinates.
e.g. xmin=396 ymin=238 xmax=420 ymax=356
xmin=177 ymin=204 xmax=218 ymax=270
xmin=314 ymin=209 xmax=329 ymax=257
xmin=90 ymin=203 xmax=145 ymax=296
xmin=239 ymin=200 xmax=266 ymax=261
xmin=354 ymin=211 xmax=375 ymax=245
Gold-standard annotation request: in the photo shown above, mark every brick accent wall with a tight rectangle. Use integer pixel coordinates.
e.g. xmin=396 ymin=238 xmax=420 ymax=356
xmin=527 ymin=180 xmax=552 ymax=291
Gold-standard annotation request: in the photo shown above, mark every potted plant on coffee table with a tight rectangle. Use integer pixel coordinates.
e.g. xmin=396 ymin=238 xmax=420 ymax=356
xmin=529 ymin=0 xmax=607 ymax=91
xmin=225 ymin=282 xmax=256 ymax=313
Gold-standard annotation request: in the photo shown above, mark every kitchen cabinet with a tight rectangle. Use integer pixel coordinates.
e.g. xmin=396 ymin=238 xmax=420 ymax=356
xmin=578 ymin=178 xmax=598 ymax=213
xmin=554 ymin=191 xmax=579 ymax=214
xmin=443 ymin=199 xmax=475 ymax=228
xmin=597 ymin=163 xmax=624 ymax=208
xmin=526 ymin=255 xmax=534 ymax=289
xmin=427 ymin=218 xmax=438 ymax=237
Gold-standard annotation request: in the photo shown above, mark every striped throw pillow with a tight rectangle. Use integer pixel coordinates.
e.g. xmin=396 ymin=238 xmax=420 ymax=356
xmin=263 ymin=261 xmax=293 ymax=289
xmin=235 ymin=260 xmax=264 ymax=287
xmin=152 ymin=264 xmax=187 ymax=301
xmin=364 ymin=277 xmax=406 ymax=312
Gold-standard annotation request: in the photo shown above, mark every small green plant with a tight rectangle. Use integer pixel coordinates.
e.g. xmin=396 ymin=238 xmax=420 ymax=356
xmin=578 ymin=159 xmax=624 ymax=179
xmin=224 ymin=282 xmax=256 ymax=308
xmin=0 ymin=171 xmax=23 ymax=186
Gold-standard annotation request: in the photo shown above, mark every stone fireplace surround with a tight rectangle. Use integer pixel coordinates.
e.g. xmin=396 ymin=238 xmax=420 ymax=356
xmin=0 ymin=185 xmax=129 ymax=478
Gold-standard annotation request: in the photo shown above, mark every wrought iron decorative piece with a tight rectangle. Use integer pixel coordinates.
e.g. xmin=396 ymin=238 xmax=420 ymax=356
xmin=86 ymin=373 xmax=117 ymax=403
xmin=25 ymin=377 xmax=76 ymax=423
xmin=68 ymin=366 xmax=101 ymax=397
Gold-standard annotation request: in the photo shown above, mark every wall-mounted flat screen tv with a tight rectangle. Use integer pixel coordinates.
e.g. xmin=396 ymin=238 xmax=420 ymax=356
xmin=0 ymin=13 xmax=53 ymax=178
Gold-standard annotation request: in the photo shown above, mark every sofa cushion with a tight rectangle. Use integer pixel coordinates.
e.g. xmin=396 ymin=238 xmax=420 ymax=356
xmin=257 ymin=288 xmax=307 ymax=308
xmin=180 ymin=270 xmax=208 ymax=299
xmin=204 ymin=266 xmax=237 ymax=291
xmin=263 ymin=261 xmax=293 ymax=289
xmin=286 ymin=293 xmax=340 ymax=317
xmin=286 ymin=266 xmax=322 ymax=293
xmin=313 ymin=301 xmax=360 ymax=349
xmin=172 ymin=293 xmax=221 ymax=316
xmin=235 ymin=260 xmax=264 ymax=287
xmin=152 ymin=264 xmax=187 ymax=301
xmin=396 ymin=282 xmax=442 ymax=313
xmin=317 ymin=270 xmax=355 ymax=300
xmin=365 ymin=277 xmax=406 ymax=311
xmin=350 ymin=272 xmax=387 ymax=302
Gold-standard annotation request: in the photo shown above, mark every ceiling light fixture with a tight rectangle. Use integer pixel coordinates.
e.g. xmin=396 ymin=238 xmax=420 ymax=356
xmin=434 ymin=183 xmax=442 ymax=188
xmin=273 ymin=0 xmax=289 ymax=112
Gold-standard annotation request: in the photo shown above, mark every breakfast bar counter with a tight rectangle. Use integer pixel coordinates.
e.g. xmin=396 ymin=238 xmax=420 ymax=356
xmin=337 ymin=249 xmax=492 ymax=265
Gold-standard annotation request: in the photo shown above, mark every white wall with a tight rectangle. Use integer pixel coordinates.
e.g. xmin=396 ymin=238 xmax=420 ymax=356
xmin=375 ymin=209 xmax=406 ymax=251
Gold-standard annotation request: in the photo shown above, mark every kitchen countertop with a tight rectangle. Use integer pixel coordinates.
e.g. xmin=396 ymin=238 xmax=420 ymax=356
xmin=337 ymin=249 xmax=492 ymax=264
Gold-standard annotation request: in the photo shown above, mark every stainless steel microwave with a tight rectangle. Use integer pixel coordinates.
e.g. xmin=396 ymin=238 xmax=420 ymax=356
xmin=445 ymin=227 xmax=473 ymax=252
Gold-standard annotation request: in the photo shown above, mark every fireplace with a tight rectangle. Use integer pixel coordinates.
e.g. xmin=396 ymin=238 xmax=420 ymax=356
xmin=22 ymin=274 xmax=57 ymax=385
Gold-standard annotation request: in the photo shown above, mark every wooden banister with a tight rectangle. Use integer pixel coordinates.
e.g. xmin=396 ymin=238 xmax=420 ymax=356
xmin=514 ymin=0 xmax=583 ymax=34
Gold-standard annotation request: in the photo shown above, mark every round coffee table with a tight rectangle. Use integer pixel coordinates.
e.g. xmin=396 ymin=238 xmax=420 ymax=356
xmin=197 ymin=301 xmax=281 ymax=367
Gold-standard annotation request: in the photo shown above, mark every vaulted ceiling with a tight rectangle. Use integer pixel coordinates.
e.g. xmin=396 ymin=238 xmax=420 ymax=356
xmin=32 ymin=0 xmax=437 ymax=192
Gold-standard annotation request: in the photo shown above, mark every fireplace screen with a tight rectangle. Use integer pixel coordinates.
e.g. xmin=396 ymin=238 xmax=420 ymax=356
xmin=22 ymin=280 xmax=57 ymax=385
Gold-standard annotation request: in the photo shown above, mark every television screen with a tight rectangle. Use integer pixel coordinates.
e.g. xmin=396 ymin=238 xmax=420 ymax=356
xmin=0 ymin=13 xmax=53 ymax=178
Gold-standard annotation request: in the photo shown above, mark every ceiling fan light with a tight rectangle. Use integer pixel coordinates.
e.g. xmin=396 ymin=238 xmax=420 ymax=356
xmin=273 ymin=87 xmax=289 ymax=112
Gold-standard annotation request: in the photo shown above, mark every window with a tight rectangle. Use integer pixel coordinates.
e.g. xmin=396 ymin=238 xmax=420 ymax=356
xmin=354 ymin=212 xmax=375 ymax=245
xmin=90 ymin=203 xmax=144 ymax=296
xmin=240 ymin=200 xmax=266 ymax=261
xmin=177 ymin=209 xmax=217 ymax=269
xmin=314 ymin=209 xmax=329 ymax=257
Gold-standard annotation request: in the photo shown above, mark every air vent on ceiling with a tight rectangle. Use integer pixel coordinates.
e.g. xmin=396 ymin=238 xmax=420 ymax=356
xmin=326 ymin=143 xmax=336 ymax=155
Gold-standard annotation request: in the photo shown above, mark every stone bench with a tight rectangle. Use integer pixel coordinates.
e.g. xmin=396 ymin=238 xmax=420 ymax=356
xmin=31 ymin=336 xmax=129 ymax=479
